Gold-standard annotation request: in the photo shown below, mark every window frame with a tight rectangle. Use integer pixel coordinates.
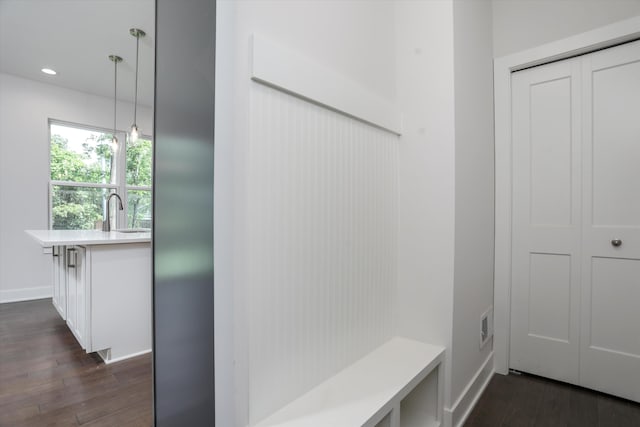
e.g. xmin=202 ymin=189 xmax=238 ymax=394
xmin=48 ymin=119 xmax=152 ymax=230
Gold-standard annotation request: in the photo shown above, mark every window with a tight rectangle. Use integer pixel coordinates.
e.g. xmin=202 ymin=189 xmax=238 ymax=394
xmin=125 ymin=137 xmax=152 ymax=228
xmin=49 ymin=121 xmax=152 ymax=230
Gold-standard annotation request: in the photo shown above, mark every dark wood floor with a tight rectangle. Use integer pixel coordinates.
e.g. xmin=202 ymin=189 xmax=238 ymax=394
xmin=465 ymin=371 xmax=640 ymax=427
xmin=0 ymin=298 xmax=152 ymax=427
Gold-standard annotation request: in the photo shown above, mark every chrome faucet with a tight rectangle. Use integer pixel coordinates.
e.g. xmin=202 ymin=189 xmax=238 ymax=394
xmin=103 ymin=193 xmax=124 ymax=231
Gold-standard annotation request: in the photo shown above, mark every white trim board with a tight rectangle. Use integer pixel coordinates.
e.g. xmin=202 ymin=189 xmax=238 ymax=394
xmin=97 ymin=348 xmax=152 ymax=365
xmin=0 ymin=287 xmax=52 ymax=304
xmin=493 ymin=15 xmax=640 ymax=375
xmin=250 ymin=34 xmax=402 ymax=135
xmin=444 ymin=352 xmax=494 ymax=427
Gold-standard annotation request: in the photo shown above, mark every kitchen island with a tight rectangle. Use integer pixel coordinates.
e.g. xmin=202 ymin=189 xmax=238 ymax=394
xmin=26 ymin=229 xmax=151 ymax=364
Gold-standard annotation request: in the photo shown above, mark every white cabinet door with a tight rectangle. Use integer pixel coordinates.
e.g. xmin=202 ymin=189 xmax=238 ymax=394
xmin=510 ymin=58 xmax=582 ymax=385
xmin=580 ymin=41 xmax=640 ymax=402
xmin=58 ymin=246 xmax=67 ymax=318
xmin=52 ymin=246 xmax=61 ymax=318
xmin=52 ymin=245 xmax=67 ymax=320
xmin=66 ymin=245 xmax=87 ymax=350
xmin=51 ymin=247 xmax=58 ymax=314
xmin=66 ymin=246 xmax=78 ymax=339
xmin=74 ymin=246 xmax=87 ymax=349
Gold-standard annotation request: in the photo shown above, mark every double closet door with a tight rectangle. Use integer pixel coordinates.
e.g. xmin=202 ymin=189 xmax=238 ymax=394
xmin=510 ymin=39 xmax=640 ymax=402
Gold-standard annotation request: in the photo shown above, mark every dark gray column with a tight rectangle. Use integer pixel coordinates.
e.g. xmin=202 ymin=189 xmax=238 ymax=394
xmin=153 ymin=0 xmax=215 ymax=425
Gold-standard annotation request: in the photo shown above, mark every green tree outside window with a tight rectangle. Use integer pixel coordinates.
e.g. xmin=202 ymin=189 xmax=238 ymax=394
xmin=50 ymin=123 xmax=152 ymax=230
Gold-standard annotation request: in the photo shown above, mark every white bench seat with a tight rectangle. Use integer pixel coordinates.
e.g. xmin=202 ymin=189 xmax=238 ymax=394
xmin=254 ymin=337 xmax=445 ymax=427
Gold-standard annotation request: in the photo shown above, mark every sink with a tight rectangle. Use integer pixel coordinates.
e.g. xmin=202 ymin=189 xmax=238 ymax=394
xmin=114 ymin=228 xmax=150 ymax=233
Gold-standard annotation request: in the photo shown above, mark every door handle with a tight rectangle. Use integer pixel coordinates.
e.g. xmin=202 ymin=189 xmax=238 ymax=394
xmin=611 ymin=239 xmax=622 ymax=247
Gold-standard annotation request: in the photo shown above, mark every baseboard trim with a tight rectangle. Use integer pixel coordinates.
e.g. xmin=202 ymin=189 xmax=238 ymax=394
xmin=98 ymin=348 xmax=152 ymax=365
xmin=0 ymin=287 xmax=52 ymax=304
xmin=445 ymin=351 xmax=494 ymax=427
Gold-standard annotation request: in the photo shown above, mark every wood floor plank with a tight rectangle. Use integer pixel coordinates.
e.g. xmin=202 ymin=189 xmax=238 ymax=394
xmin=464 ymin=375 xmax=512 ymax=426
xmin=9 ymin=406 xmax=80 ymax=427
xmin=466 ymin=372 xmax=640 ymax=427
xmin=0 ymin=378 xmax=66 ymax=408
xmin=61 ymin=370 xmax=120 ymax=388
xmin=535 ymin=380 xmax=572 ymax=427
xmin=0 ymin=299 xmax=152 ymax=427
xmin=568 ymin=385 xmax=599 ymax=427
xmin=0 ymin=403 xmax=40 ymax=426
xmin=596 ymin=394 xmax=640 ymax=427
xmin=0 ymin=357 xmax=59 ymax=380
xmin=37 ymin=366 xmax=144 ymax=414
xmin=119 ymin=412 xmax=154 ymax=427
xmin=74 ymin=381 xmax=152 ymax=425
xmin=500 ymin=374 xmax=544 ymax=427
xmin=81 ymin=401 xmax=152 ymax=427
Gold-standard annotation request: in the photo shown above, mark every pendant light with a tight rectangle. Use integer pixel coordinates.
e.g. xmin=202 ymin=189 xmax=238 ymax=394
xmin=129 ymin=28 xmax=146 ymax=143
xmin=109 ymin=55 xmax=123 ymax=150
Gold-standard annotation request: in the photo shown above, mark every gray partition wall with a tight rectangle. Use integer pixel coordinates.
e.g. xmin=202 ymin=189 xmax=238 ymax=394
xmin=153 ymin=0 xmax=215 ymax=425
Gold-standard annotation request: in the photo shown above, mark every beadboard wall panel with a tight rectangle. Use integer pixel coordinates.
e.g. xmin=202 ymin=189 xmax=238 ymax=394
xmin=247 ymin=82 xmax=399 ymax=424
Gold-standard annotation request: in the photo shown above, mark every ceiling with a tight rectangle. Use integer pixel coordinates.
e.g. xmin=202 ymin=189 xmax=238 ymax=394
xmin=0 ymin=0 xmax=155 ymax=107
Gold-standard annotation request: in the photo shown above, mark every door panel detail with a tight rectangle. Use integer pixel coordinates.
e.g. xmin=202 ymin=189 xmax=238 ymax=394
xmin=530 ymin=77 xmax=573 ymax=226
xmin=528 ymin=253 xmax=572 ymax=343
xmin=589 ymin=257 xmax=640 ymax=358
xmin=592 ymin=60 xmax=640 ymax=227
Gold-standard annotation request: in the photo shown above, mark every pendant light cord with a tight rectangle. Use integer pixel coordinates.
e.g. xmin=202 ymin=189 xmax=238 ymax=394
xmin=133 ymin=34 xmax=139 ymax=127
xmin=113 ymin=57 xmax=118 ymax=139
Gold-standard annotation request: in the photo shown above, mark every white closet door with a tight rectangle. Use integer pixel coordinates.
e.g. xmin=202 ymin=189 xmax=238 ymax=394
xmin=510 ymin=58 xmax=583 ymax=385
xmin=580 ymin=40 xmax=640 ymax=402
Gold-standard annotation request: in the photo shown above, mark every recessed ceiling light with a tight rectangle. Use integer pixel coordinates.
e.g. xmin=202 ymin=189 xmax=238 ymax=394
xmin=41 ymin=68 xmax=57 ymax=75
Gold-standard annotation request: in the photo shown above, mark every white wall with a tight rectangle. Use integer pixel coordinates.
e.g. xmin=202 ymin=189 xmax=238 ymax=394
xmin=0 ymin=72 xmax=152 ymax=303
xmin=215 ymin=1 xmax=500 ymax=426
xmin=395 ymin=0 xmax=456 ymax=410
xmin=229 ymin=0 xmax=397 ymax=103
xmin=492 ymin=0 xmax=640 ymax=57
xmin=451 ymin=0 xmax=495 ymax=423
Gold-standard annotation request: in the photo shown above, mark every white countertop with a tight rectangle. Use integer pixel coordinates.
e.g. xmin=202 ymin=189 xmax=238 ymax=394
xmin=25 ymin=229 xmax=151 ymax=246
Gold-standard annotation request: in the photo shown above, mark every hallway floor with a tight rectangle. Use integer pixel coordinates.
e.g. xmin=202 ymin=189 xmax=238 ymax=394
xmin=465 ymin=371 xmax=640 ymax=426
xmin=0 ymin=299 xmax=152 ymax=426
